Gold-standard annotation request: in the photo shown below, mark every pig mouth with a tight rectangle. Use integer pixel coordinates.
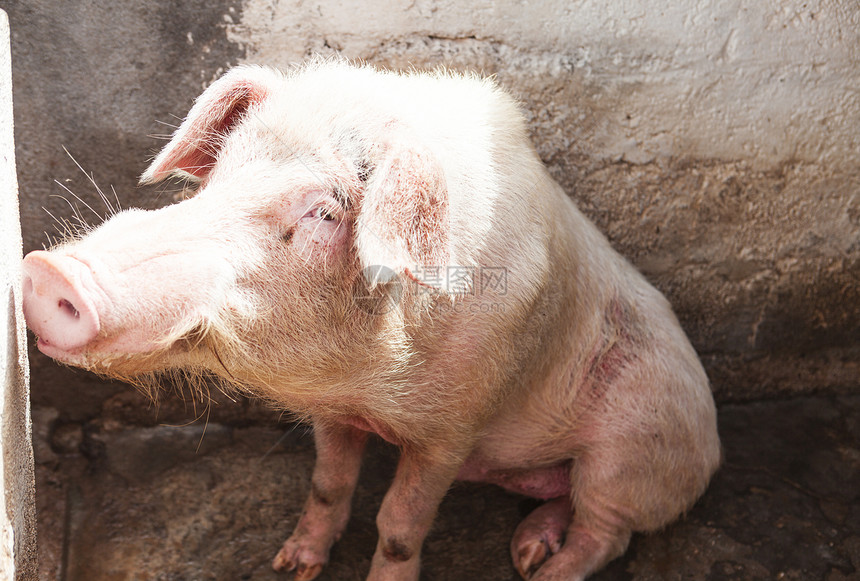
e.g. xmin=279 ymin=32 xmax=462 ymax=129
xmin=33 ymin=335 xmax=85 ymax=363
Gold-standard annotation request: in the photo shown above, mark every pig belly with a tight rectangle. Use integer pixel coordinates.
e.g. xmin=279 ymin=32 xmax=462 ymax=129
xmin=456 ymin=457 xmax=572 ymax=500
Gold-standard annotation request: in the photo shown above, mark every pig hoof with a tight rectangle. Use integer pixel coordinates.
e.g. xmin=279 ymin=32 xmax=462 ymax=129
xmin=272 ymin=539 xmax=326 ymax=580
xmin=515 ymin=538 xmax=553 ymax=579
xmin=294 ymin=563 xmax=324 ymax=581
xmin=511 ymin=497 xmax=572 ymax=580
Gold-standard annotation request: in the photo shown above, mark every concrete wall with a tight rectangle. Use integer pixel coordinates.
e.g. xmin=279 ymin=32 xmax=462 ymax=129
xmin=0 ymin=9 xmax=37 ymax=580
xmin=6 ymin=0 xmax=859 ymax=415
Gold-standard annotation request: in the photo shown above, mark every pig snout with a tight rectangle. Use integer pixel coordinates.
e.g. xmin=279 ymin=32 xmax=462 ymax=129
xmin=21 ymin=250 xmax=101 ymax=354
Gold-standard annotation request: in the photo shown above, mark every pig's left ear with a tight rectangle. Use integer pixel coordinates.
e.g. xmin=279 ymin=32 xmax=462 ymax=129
xmin=140 ymin=66 xmax=280 ymax=184
xmin=355 ymin=141 xmax=452 ymax=290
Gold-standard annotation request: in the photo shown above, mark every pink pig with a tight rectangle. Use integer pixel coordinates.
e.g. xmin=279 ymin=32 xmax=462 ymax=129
xmin=22 ymin=59 xmax=720 ymax=581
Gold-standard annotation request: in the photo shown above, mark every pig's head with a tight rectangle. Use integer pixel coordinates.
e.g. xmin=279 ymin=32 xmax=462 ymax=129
xmin=22 ymin=63 xmax=452 ymax=396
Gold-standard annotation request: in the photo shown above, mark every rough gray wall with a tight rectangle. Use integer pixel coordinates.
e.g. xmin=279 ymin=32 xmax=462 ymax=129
xmin=6 ymin=0 xmax=859 ymax=421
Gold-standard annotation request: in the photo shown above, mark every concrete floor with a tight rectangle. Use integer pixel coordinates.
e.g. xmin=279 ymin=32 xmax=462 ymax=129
xmin=33 ymin=392 xmax=860 ymax=581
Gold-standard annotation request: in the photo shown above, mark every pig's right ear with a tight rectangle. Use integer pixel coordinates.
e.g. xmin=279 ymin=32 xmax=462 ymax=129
xmin=140 ymin=66 xmax=279 ymax=184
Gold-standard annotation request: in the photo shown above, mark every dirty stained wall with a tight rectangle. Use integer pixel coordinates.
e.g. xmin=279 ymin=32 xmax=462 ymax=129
xmin=6 ymin=0 xmax=859 ymax=416
xmin=0 ymin=8 xmax=37 ymax=580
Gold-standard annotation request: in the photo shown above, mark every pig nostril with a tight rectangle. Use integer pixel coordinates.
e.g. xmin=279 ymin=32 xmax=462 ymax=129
xmin=58 ymin=298 xmax=80 ymax=319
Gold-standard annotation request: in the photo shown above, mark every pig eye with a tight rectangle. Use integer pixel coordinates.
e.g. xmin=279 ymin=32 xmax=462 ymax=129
xmin=311 ymin=207 xmax=336 ymax=221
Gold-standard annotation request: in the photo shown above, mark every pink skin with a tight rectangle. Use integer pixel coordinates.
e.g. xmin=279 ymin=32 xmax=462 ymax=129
xmin=22 ymin=63 xmax=720 ymax=581
xmin=21 ymin=102 xmax=615 ymax=581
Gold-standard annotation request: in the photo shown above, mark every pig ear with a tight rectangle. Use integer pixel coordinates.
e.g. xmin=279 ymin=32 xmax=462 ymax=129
xmin=355 ymin=141 xmax=452 ymax=290
xmin=140 ymin=66 xmax=279 ymax=184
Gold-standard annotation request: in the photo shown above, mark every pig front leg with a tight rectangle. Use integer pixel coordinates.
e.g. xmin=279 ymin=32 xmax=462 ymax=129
xmin=273 ymin=421 xmax=368 ymax=581
xmin=366 ymin=446 xmax=466 ymax=581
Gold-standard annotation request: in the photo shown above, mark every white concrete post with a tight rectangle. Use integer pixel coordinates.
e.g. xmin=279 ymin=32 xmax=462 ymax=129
xmin=0 ymin=9 xmax=37 ymax=581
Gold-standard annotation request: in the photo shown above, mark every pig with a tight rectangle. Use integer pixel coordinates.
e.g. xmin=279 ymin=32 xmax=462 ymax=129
xmin=22 ymin=59 xmax=720 ymax=581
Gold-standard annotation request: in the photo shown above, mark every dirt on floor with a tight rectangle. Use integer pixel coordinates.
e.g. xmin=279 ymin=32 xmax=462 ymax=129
xmin=32 ymin=392 xmax=860 ymax=581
